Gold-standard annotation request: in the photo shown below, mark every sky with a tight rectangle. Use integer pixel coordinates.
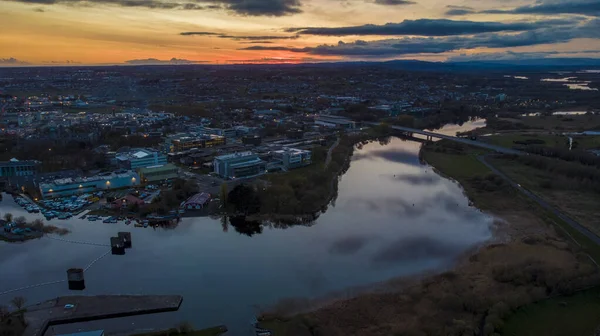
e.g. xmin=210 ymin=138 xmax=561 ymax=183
xmin=1 ymin=0 xmax=600 ymax=65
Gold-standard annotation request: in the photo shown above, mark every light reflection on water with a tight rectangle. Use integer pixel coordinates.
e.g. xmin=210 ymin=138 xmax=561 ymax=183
xmin=0 ymin=138 xmax=493 ymax=334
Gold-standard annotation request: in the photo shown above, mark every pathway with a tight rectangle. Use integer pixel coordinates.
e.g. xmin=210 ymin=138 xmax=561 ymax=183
xmin=324 ymin=137 xmax=341 ymax=168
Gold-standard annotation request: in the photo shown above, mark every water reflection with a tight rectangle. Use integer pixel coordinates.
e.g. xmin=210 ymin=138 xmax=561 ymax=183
xmin=0 ymin=138 xmax=493 ymax=334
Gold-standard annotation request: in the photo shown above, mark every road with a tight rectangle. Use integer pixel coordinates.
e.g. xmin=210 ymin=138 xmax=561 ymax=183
xmin=478 ymin=156 xmax=600 ymax=246
xmin=324 ymin=137 xmax=341 ymax=168
xmin=365 ymin=122 xmax=524 ymax=155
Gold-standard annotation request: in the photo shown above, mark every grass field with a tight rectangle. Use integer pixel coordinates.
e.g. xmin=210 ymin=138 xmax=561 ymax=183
xmin=501 ymin=287 xmax=600 ymax=336
xmin=483 ymin=133 xmax=600 ymax=150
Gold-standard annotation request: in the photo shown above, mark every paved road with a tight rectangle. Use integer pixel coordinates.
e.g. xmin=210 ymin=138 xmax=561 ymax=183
xmin=324 ymin=137 xmax=341 ymax=168
xmin=478 ymin=156 xmax=600 ymax=246
xmin=365 ymin=122 xmax=524 ymax=155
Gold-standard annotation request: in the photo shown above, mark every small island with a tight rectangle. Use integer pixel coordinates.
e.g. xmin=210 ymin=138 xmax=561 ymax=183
xmin=0 ymin=213 xmax=69 ymax=243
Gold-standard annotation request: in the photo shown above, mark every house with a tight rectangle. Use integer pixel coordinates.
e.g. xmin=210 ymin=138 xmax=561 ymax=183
xmin=111 ymin=194 xmax=145 ymax=209
xmin=181 ymin=192 xmax=211 ymax=210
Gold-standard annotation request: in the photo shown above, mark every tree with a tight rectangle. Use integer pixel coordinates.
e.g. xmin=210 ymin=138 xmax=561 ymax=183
xmin=220 ymin=183 xmax=228 ymax=206
xmin=10 ymin=297 xmax=26 ymax=311
xmin=0 ymin=305 xmax=8 ymax=320
xmin=3 ymin=213 xmax=13 ymax=223
xmin=228 ymin=184 xmax=260 ymax=215
xmin=29 ymin=219 xmax=44 ymax=231
xmin=14 ymin=216 xmax=26 ymax=226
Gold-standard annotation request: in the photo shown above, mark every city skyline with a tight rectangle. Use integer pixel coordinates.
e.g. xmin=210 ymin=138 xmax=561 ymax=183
xmin=1 ymin=0 xmax=600 ymax=65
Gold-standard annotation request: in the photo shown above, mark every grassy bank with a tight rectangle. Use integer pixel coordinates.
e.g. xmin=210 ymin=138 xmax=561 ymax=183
xmin=501 ymin=287 xmax=600 ymax=336
xmin=257 ymin=139 xmax=600 ymax=336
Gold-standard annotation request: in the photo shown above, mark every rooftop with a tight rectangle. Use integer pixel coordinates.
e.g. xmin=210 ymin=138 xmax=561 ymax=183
xmin=215 ymin=151 xmax=256 ymax=160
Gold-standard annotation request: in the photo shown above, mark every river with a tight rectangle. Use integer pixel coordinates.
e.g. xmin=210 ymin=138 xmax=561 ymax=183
xmin=0 ymin=137 xmax=493 ymax=335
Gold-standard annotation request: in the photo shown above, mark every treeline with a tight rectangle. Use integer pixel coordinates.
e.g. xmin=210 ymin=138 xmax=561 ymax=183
xmin=522 ymin=146 xmax=600 ymax=168
xmin=503 ymin=154 xmax=600 ymax=192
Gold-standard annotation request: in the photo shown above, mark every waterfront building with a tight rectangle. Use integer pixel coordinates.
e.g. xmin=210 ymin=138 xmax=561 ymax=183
xmin=272 ymin=148 xmax=312 ymax=170
xmin=0 ymin=159 xmax=40 ymax=178
xmin=115 ymin=149 xmax=167 ymax=170
xmin=137 ymin=163 xmax=179 ymax=183
xmin=39 ymin=170 xmax=140 ymax=199
xmin=213 ymin=152 xmax=266 ymax=179
xmin=314 ymin=115 xmax=356 ymax=129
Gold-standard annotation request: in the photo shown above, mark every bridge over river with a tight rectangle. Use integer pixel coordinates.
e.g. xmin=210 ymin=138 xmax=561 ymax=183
xmin=365 ymin=122 xmax=524 ymax=155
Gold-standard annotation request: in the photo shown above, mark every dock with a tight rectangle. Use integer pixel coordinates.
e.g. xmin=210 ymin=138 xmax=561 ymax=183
xmin=23 ymin=295 xmax=183 ymax=336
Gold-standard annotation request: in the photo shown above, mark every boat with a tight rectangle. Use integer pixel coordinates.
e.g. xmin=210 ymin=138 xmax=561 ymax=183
xmin=57 ymin=213 xmax=69 ymax=220
xmin=178 ymin=209 xmax=185 ymax=214
xmin=102 ymin=218 xmax=112 ymax=223
xmin=134 ymin=222 xmax=143 ymax=227
xmin=142 ymin=220 xmax=149 ymax=228
xmin=79 ymin=215 xmax=87 ymax=219
xmin=125 ymin=220 xmax=132 ymax=225
xmin=88 ymin=216 xmax=98 ymax=221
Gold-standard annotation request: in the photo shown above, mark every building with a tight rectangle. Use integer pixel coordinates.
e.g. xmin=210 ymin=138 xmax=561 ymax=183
xmin=197 ymin=127 xmax=237 ymax=139
xmin=164 ymin=133 xmax=226 ymax=153
xmin=0 ymin=159 xmax=39 ymax=178
xmin=272 ymin=148 xmax=312 ymax=170
xmin=181 ymin=192 xmax=211 ymax=210
xmin=137 ymin=163 xmax=179 ymax=183
xmin=241 ymin=135 xmax=262 ymax=146
xmin=39 ymin=170 xmax=140 ymax=199
xmin=314 ymin=115 xmax=356 ymax=129
xmin=111 ymin=194 xmax=145 ymax=209
xmin=213 ymin=152 xmax=266 ymax=179
xmin=115 ymin=149 xmax=167 ymax=170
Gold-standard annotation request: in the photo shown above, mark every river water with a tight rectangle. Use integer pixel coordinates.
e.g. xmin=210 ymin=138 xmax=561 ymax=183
xmin=0 ymin=137 xmax=493 ymax=334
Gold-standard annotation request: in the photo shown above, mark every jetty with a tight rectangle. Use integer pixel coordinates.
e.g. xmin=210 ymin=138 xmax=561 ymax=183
xmin=23 ymin=295 xmax=183 ymax=336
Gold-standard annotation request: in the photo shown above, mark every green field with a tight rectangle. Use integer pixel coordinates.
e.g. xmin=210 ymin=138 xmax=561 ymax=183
xmin=483 ymin=133 xmax=600 ymax=150
xmin=501 ymin=287 xmax=600 ymax=336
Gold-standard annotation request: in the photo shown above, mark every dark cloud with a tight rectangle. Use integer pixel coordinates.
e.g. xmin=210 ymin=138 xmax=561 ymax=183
xmin=285 ymin=18 xmax=570 ymax=37
xmin=390 ymin=173 xmax=439 ymax=186
xmin=242 ymin=20 xmax=600 ymax=57
xmin=445 ymin=5 xmax=474 ymax=16
xmin=5 ymin=0 xmax=302 ymax=15
xmin=482 ymin=0 xmax=600 ymax=17
xmin=33 ymin=6 xmax=45 ymax=11
xmin=180 ymin=31 xmax=220 ymax=36
xmin=329 ymin=236 xmax=371 ymax=255
xmin=350 ymin=148 xmax=421 ymax=166
xmin=373 ymin=0 xmax=415 ymax=5
xmin=180 ymin=32 xmax=300 ymax=40
xmin=371 ymin=236 xmax=460 ymax=264
xmin=0 ymin=58 xmax=29 ymax=65
xmin=448 ymin=50 xmax=600 ymax=62
xmin=239 ymin=41 xmax=275 ymax=44
xmin=124 ymin=58 xmax=208 ymax=65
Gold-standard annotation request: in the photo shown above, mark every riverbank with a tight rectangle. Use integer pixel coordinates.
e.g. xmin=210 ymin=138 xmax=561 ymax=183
xmin=259 ymin=139 xmax=600 ymax=335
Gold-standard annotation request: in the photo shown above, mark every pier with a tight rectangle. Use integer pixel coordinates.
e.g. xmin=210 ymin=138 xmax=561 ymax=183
xmin=23 ymin=295 xmax=183 ymax=336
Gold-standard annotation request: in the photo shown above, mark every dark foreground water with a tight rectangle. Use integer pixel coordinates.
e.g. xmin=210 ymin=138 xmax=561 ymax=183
xmin=0 ymin=138 xmax=493 ymax=335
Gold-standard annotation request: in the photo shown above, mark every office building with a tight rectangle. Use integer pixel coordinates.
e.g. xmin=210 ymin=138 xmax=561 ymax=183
xmin=137 ymin=163 xmax=179 ymax=183
xmin=164 ymin=133 xmax=226 ymax=153
xmin=213 ymin=152 xmax=266 ymax=179
xmin=272 ymin=148 xmax=312 ymax=170
xmin=39 ymin=170 xmax=140 ymax=199
xmin=0 ymin=159 xmax=40 ymax=178
xmin=115 ymin=149 xmax=167 ymax=170
xmin=314 ymin=115 xmax=356 ymax=129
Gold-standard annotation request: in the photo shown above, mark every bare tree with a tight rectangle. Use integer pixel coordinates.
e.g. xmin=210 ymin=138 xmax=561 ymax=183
xmin=10 ymin=296 xmax=26 ymax=311
xmin=0 ymin=304 xmax=9 ymax=320
xmin=14 ymin=216 xmax=27 ymax=226
xmin=3 ymin=213 xmax=13 ymax=223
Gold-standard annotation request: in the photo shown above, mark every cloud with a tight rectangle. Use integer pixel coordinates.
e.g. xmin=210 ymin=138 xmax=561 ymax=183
xmin=4 ymin=0 xmax=302 ymax=15
xmin=482 ymin=0 xmax=600 ymax=16
xmin=0 ymin=58 xmax=29 ymax=65
xmin=124 ymin=57 xmax=208 ymax=65
xmin=329 ymin=236 xmax=371 ymax=255
xmin=389 ymin=173 xmax=440 ymax=186
xmin=372 ymin=0 xmax=414 ymax=5
xmin=445 ymin=5 xmax=474 ymax=16
xmin=371 ymin=236 xmax=460 ymax=264
xmin=284 ymin=18 xmax=572 ymax=37
xmin=243 ymin=20 xmax=600 ymax=57
xmin=180 ymin=32 xmax=300 ymax=40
